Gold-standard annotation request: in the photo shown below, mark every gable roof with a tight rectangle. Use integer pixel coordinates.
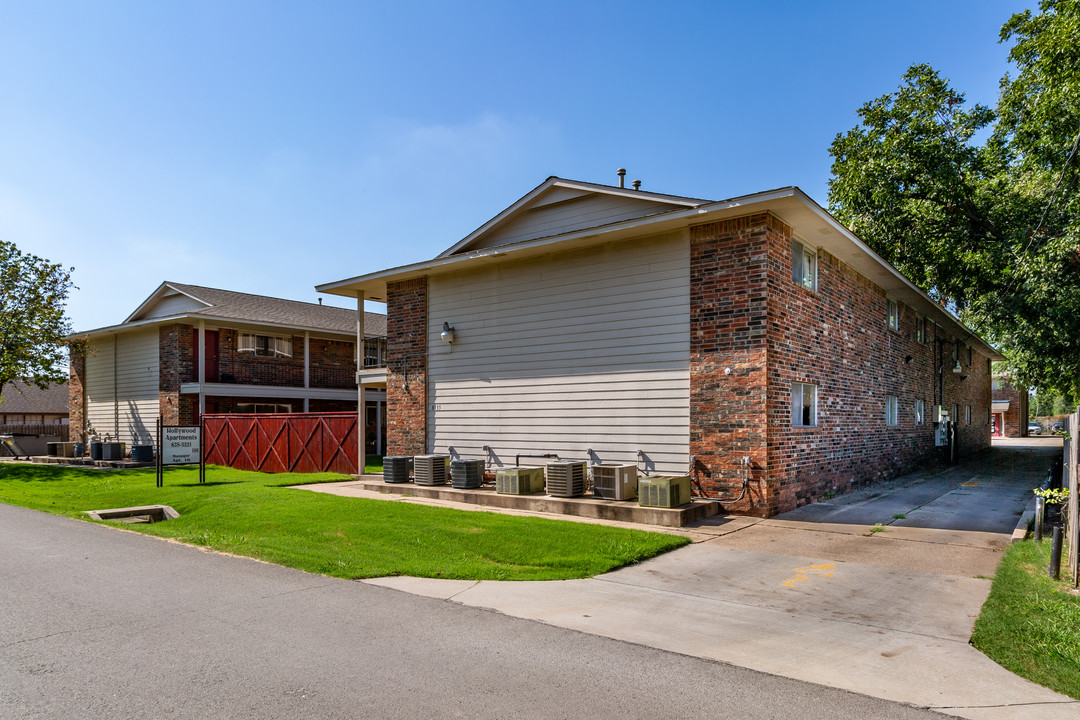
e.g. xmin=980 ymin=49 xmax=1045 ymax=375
xmin=438 ymin=176 xmax=711 ymax=257
xmin=318 ymin=178 xmax=1003 ymax=361
xmin=0 ymin=380 xmax=69 ymax=415
xmin=75 ymin=282 xmax=386 ymax=339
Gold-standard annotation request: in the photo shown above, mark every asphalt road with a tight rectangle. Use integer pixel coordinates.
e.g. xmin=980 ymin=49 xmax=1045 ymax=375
xmin=0 ymin=503 xmax=944 ymax=719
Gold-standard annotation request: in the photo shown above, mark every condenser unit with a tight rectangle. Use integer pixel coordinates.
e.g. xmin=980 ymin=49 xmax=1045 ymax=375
xmin=592 ymin=464 xmax=638 ymax=500
xmin=100 ymin=443 xmax=125 ymax=460
xmin=546 ymin=461 xmax=586 ymax=498
xmin=451 ymin=459 xmax=485 ymax=489
xmin=638 ymin=475 xmax=691 ymax=508
xmin=382 ymin=456 xmax=411 ymax=484
xmin=495 ymin=467 xmax=545 ymax=495
xmin=413 ymin=455 xmax=449 ymax=486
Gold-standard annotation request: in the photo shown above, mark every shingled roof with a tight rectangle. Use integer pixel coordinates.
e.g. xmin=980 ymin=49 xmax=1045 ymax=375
xmin=158 ymin=282 xmax=387 ymax=337
xmin=0 ymin=380 xmax=69 ymax=415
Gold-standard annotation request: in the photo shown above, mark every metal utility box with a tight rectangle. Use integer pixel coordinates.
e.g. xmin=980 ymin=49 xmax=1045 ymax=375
xmin=546 ymin=461 xmax=587 ymax=498
xmin=414 ymin=455 xmax=449 ymax=486
xmin=451 ymin=459 xmax=485 ymax=489
xmin=638 ymin=475 xmax=691 ymax=508
xmin=592 ymin=464 xmax=638 ymax=500
xmin=383 ymin=456 xmax=411 ymax=484
xmin=495 ymin=467 xmax=545 ymax=495
xmin=100 ymin=442 xmax=125 ymax=461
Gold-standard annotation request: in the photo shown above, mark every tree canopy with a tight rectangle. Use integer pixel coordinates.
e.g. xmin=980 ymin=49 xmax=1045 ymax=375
xmin=828 ymin=0 xmax=1080 ymax=396
xmin=0 ymin=240 xmax=75 ymax=398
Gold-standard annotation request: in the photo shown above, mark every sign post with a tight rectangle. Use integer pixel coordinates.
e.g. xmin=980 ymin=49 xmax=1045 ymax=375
xmin=157 ymin=415 xmax=204 ymax=487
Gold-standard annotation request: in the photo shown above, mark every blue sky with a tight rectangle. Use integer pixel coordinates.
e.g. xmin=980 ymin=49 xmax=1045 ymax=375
xmin=1 ymin=0 xmax=1031 ymax=331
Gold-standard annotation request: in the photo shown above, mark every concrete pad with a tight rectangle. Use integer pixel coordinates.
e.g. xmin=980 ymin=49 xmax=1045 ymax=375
xmin=701 ymin=523 xmax=1006 ymax=577
xmin=601 ymin=543 xmax=987 ymax=640
xmin=368 ymin=572 xmax=1075 ymax=719
xmin=363 ymin=577 xmax=478 ymax=600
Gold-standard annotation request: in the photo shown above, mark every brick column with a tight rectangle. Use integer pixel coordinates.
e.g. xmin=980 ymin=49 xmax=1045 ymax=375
xmin=158 ymin=324 xmax=192 ymax=427
xmin=689 ymin=213 xmax=774 ymax=516
xmin=386 ymin=277 xmax=428 ymax=456
xmin=68 ymin=342 xmax=87 ymax=442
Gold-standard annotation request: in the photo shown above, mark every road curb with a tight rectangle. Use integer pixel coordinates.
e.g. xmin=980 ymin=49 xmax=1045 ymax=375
xmin=1011 ymin=497 xmax=1037 ymax=543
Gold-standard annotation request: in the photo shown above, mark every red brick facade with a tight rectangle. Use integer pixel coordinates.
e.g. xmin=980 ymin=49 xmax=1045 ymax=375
xmin=992 ymin=378 xmax=1028 ymax=437
xmin=688 ymin=212 xmax=991 ymax=516
xmin=385 ymin=278 xmax=428 ymax=456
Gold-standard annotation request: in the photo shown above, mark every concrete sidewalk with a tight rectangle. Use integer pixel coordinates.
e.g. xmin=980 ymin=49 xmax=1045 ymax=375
xmin=333 ymin=439 xmax=1078 ymax=719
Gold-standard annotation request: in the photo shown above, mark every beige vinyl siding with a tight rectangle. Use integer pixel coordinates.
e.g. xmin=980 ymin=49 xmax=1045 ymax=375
xmin=428 ymin=231 xmax=690 ymax=473
xmin=469 ymin=194 xmax=684 ymax=252
xmin=84 ymin=330 xmax=160 ymax=448
xmin=138 ymin=293 xmax=206 ymax=319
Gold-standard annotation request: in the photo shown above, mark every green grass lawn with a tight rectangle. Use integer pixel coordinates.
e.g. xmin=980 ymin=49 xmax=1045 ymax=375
xmin=0 ymin=463 xmax=688 ymax=581
xmin=971 ymin=539 xmax=1080 ymax=700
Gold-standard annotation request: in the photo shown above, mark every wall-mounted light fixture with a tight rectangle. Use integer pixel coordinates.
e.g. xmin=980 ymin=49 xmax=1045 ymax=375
xmin=440 ymin=322 xmax=456 ymax=345
xmin=904 ymin=355 xmax=914 ymax=364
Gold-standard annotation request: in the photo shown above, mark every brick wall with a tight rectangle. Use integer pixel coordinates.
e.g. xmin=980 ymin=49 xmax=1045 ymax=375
xmin=688 ymin=211 xmax=993 ymax=516
xmin=386 ymin=277 xmax=427 ymax=456
xmin=689 ymin=215 xmax=771 ymax=515
xmin=993 ymin=379 xmax=1028 ymax=437
xmin=67 ymin=343 xmax=86 ymax=441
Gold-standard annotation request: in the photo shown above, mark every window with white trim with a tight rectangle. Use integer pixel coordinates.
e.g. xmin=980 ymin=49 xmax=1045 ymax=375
xmin=791 ymin=382 xmax=817 ymax=427
xmin=915 ymin=399 xmax=925 ymax=426
xmin=238 ymin=333 xmax=293 ymax=358
xmin=916 ymin=316 xmax=926 ymax=343
xmin=886 ymin=298 xmax=899 ymax=331
xmin=885 ymin=395 xmax=898 ymax=426
xmin=791 ymin=239 xmax=817 ymax=291
xmin=965 ymin=405 xmax=971 ymax=425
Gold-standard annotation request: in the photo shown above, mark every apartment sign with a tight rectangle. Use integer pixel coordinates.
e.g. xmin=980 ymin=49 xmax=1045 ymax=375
xmin=162 ymin=425 xmax=201 ymax=465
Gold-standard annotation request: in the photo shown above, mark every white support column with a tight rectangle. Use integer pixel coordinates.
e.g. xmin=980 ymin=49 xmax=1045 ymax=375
xmin=197 ymin=321 xmax=206 ymax=416
xmin=357 ymin=291 xmax=366 ymax=471
xmin=303 ymin=332 xmax=310 ymax=412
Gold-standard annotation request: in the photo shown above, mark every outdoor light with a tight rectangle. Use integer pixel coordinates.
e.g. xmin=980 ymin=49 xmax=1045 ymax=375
xmin=441 ymin=322 xmax=456 ymax=345
xmin=904 ymin=355 xmax=914 ymax=364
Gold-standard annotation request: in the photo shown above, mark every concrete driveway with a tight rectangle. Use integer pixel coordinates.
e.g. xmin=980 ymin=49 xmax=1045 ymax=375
xmin=370 ymin=438 xmax=1078 ymax=719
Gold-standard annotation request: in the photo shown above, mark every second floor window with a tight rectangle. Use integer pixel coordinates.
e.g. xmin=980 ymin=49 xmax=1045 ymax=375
xmin=238 ymin=333 xmax=293 ymax=358
xmin=791 ymin=239 xmax=817 ymax=291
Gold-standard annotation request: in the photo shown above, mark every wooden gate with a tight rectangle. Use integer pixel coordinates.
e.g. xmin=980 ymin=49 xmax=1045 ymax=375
xmin=202 ymin=412 xmax=358 ymax=475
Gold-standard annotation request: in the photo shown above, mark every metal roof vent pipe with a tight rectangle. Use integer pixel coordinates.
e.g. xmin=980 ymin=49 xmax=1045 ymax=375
xmin=632 ymin=179 xmax=641 ymax=190
xmin=617 ymin=168 xmax=626 ymax=188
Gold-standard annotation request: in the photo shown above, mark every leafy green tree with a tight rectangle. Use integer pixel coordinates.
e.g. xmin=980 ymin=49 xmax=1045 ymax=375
xmin=0 ymin=241 xmax=75 ymax=398
xmin=828 ymin=0 xmax=1080 ymax=396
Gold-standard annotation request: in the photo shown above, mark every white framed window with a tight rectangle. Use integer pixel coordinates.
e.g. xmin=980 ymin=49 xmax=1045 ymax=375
xmin=238 ymin=333 xmax=293 ymax=358
xmin=792 ymin=382 xmax=817 ymax=427
xmin=791 ymin=239 xmax=817 ymax=291
xmin=915 ymin=316 xmax=925 ymax=343
xmin=886 ymin=298 xmax=899 ymax=331
xmin=965 ymin=405 xmax=971 ymax=425
xmin=885 ymin=395 xmax=898 ymax=426
xmin=915 ymin=399 xmax=925 ymax=426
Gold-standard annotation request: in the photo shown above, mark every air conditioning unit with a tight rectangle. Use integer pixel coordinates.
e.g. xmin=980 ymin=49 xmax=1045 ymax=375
xmin=496 ymin=467 xmax=545 ymax=495
xmin=413 ymin=455 xmax=449 ymax=486
xmin=546 ymin=461 xmax=586 ymax=498
xmin=382 ymin=456 xmax=411 ymax=484
xmin=100 ymin=442 xmax=126 ymax=460
xmin=638 ymin=475 xmax=691 ymax=508
xmin=592 ymin=464 xmax=638 ymax=500
xmin=451 ymin=459 xmax=485 ymax=489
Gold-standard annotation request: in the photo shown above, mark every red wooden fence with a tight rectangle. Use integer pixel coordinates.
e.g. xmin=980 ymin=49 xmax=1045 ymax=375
xmin=202 ymin=412 xmax=359 ymax=475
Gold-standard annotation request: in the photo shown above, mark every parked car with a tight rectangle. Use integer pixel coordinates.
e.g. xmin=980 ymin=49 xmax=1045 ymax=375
xmin=1051 ymin=421 xmax=1065 ymax=433
xmin=1028 ymin=421 xmax=1042 ymax=435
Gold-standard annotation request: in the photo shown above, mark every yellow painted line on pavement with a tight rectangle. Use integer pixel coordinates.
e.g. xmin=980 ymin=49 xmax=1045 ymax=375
xmin=781 ymin=562 xmax=836 ymax=588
